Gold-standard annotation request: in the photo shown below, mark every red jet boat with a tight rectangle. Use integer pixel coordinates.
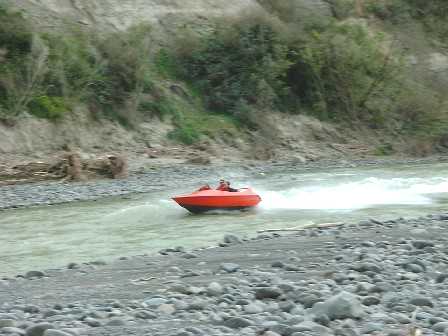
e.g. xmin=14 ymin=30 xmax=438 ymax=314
xmin=172 ymin=188 xmax=262 ymax=213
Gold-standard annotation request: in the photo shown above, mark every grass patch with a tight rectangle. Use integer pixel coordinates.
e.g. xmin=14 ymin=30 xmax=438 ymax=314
xmin=374 ymin=143 xmax=394 ymax=156
xmin=27 ymin=95 xmax=68 ymax=120
xmin=165 ymin=97 xmax=238 ymax=145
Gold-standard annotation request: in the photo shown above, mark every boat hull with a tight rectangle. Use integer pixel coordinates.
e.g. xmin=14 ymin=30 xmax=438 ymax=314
xmin=172 ymin=188 xmax=261 ymax=213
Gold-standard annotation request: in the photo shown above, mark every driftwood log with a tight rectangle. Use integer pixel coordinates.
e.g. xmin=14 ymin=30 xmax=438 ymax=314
xmin=0 ymin=153 xmax=129 ymax=185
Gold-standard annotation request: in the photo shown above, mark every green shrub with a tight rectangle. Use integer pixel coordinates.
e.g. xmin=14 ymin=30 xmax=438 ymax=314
xmin=0 ymin=5 xmax=32 ymax=60
xmin=138 ymin=98 xmax=176 ymax=119
xmin=154 ymin=48 xmax=178 ymax=78
xmin=177 ymin=14 xmax=290 ymax=122
xmin=375 ymin=143 xmax=394 ymax=156
xmin=42 ymin=31 xmax=102 ymax=99
xmin=394 ymin=83 xmax=448 ymax=138
xmin=168 ymin=120 xmax=201 ymax=145
xmin=27 ymin=96 xmax=67 ymax=119
xmin=286 ymin=22 xmax=401 ymax=122
xmin=165 ymin=94 xmax=239 ymax=144
xmin=326 ymin=0 xmax=356 ymax=19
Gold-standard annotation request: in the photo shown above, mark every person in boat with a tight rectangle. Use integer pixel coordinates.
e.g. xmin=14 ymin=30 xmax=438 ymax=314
xmin=197 ymin=184 xmax=211 ymax=191
xmin=226 ymin=181 xmax=239 ymax=192
xmin=216 ymin=179 xmax=229 ymax=191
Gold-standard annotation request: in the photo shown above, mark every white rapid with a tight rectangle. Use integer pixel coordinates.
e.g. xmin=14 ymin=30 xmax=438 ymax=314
xmin=260 ymin=176 xmax=448 ymax=210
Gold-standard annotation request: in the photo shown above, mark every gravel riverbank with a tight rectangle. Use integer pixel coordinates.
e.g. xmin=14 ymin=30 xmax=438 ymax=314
xmin=1 ymin=156 xmax=447 ymax=211
xmin=1 ymin=215 xmax=448 ymax=336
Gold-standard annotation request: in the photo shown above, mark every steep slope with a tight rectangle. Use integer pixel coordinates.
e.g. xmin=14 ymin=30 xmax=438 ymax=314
xmin=7 ymin=0 xmax=262 ymax=31
xmin=1 ymin=0 xmax=447 ymax=168
xmin=6 ymin=0 xmax=333 ymax=32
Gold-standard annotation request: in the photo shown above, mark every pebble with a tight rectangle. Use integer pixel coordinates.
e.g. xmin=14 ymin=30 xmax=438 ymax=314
xmin=311 ymin=291 xmax=364 ymax=320
xmin=0 ymin=320 xmax=16 ymax=328
xmin=2 ymin=327 xmax=26 ymax=335
xmin=26 ymin=323 xmax=54 ymax=336
xmin=83 ymin=318 xmax=101 ymax=327
xmin=207 ymin=282 xmax=223 ymax=296
xmin=43 ymin=331 xmax=73 ymax=336
xmin=143 ymin=297 xmax=168 ymax=308
xmin=255 ymin=287 xmax=282 ymax=300
xmin=220 ymin=263 xmax=240 ymax=273
xmin=223 ymin=234 xmax=243 ymax=245
xmin=223 ymin=317 xmax=253 ymax=329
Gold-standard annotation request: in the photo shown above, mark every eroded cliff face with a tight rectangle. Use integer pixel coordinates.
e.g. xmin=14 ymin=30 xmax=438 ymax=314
xmin=5 ymin=0 xmax=333 ymax=31
xmin=6 ymin=0 xmax=261 ymax=31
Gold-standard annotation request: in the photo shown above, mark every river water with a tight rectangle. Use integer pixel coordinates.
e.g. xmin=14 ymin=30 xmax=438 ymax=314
xmin=1 ymin=161 xmax=448 ymax=276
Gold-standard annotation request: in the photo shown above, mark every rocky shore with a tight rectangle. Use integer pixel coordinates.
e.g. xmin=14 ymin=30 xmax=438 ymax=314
xmin=1 ymin=156 xmax=447 ymax=211
xmin=1 ymin=214 xmax=448 ymax=336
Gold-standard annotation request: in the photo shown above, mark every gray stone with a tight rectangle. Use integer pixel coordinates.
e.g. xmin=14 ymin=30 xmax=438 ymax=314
xmin=186 ymin=286 xmax=205 ymax=295
xmin=207 ymin=282 xmax=223 ymax=296
xmin=67 ymin=263 xmax=79 ymax=270
xmin=356 ymin=282 xmax=375 ymax=293
xmin=433 ymin=322 xmax=448 ymax=332
xmin=362 ymin=296 xmax=380 ymax=306
xmin=25 ymin=271 xmax=45 ymax=279
xmin=429 ymin=317 xmax=446 ymax=325
xmin=105 ymin=318 xmax=126 ymax=326
xmin=187 ymin=299 xmax=207 ymax=311
xmin=157 ymin=304 xmax=176 ymax=314
xmin=220 ymin=263 xmax=240 ymax=273
xmin=143 ymin=297 xmax=167 ymax=308
xmin=436 ymin=273 xmax=448 ymax=284
xmin=223 ymin=317 xmax=253 ymax=329
xmin=269 ymin=323 xmax=296 ymax=336
xmin=134 ymin=310 xmax=157 ymax=320
xmin=244 ymin=302 xmax=264 ymax=314
xmin=409 ymin=296 xmax=434 ymax=307
xmin=353 ymin=262 xmax=382 ymax=273
xmin=404 ymin=263 xmax=424 ymax=273
xmin=59 ymin=330 xmax=80 ymax=336
xmin=255 ymin=287 xmax=282 ymax=300
xmin=0 ymin=320 xmax=16 ymax=328
xmin=295 ymin=293 xmax=322 ymax=308
xmin=42 ymin=310 xmax=60 ymax=318
xmin=23 ymin=305 xmax=40 ymax=313
xmin=181 ymin=253 xmax=198 ymax=259
xmin=223 ymin=234 xmax=243 ymax=244
xmin=83 ymin=318 xmax=101 ymax=327
xmin=313 ymin=314 xmax=330 ymax=326
xmin=411 ymin=240 xmax=434 ymax=249
xmin=26 ymin=323 xmax=54 ymax=336
xmin=362 ymin=322 xmax=384 ymax=333
xmin=43 ymin=331 xmax=73 ymax=336
xmin=311 ymin=291 xmax=364 ymax=320
xmin=391 ymin=313 xmax=412 ymax=324
xmin=293 ymin=321 xmax=332 ymax=335
xmin=263 ymin=332 xmax=282 ymax=336
xmin=271 ymin=261 xmax=285 ymax=268
xmin=174 ymin=331 xmax=192 ymax=336
xmin=284 ymin=264 xmax=301 ymax=272
xmin=184 ymin=327 xmax=203 ymax=335
xmin=2 ymin=327 xmax=25 ymax=335
xmin=89 ymin=260 xmax=107 ymax=266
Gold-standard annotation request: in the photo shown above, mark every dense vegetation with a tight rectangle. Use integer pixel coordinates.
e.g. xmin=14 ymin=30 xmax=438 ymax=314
xmin=0 ymin=1 xmax=447 ymax=148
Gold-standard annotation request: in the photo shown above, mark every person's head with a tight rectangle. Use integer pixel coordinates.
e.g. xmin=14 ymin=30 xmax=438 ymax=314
xmin=219 ymin=179 xmax=225 ymax=184
xmin=226 ymin=181 xmax=231 ymax=186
